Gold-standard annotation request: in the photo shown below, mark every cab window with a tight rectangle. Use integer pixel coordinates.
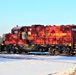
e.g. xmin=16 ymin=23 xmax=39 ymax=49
xmin=20 ymin=32 xmax=28 ymax=40
xmin=13 ymin=30 xmax=18 ymax=35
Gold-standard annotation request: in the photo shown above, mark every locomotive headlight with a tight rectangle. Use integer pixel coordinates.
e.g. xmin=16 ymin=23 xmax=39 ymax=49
xmin=14 ymin=44 xmax=16 ymax=46
xmin=32 ymin=44 xmax=34 ymax=46
xmin=68 ymin=44 xmax=71 ymax=46
xmin=1 ymin=43 xmax=4 ymax=45
xmin=25 ymin=44 xmax=28 ymax=46
xmin=28 ymin=31 xmax=31 ymax=35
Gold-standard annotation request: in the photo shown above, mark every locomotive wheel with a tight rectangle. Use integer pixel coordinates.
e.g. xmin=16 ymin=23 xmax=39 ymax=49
xmin=18 ymin=49 xmax=22 ymax=54
xmin=66 ymin=47 xmax=71 ymax=56
xmin=13 ymin=49 xmax=16 ymax=54
xmin=51 ymin=48 xmax=55 ymax=55
xmin=54 ymin=47 xmax=60 ymax=56
xmin=48 ymin=47 xmax=53 ymax=55
xmin=6 ymin=45 xmax=12 ymax=54
xmin=25 ymin=51 xmax=28 ymax=54
xmin=54 ymin=50 xmax=60 ymax=56
xmin=71 ymin=53 xmax=76 ymax=56
xmin=39 ymin=48 xmax=43 ymax=52
xmin=7 ymin=49 xmax=11 ymax=54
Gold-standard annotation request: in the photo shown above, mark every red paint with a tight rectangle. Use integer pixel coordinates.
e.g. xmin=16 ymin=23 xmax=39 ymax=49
xmin=4 ymin=25 xmax=76 ymax=45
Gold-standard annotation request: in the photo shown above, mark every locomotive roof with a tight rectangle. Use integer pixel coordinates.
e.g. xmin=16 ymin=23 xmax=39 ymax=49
xmin=12 ymin=25 xmax=21 ymax=31
xmin=12 ymin=27 xmax=21 ymax=31
xmin=12 ymin=24 xmax=76 ymax=31
xmin=12 ymin=26 xmax=29 ymax=31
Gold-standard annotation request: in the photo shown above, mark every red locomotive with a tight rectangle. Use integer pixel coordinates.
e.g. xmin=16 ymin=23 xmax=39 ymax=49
xmin=1 ymin=24 xmax=76 ymax=55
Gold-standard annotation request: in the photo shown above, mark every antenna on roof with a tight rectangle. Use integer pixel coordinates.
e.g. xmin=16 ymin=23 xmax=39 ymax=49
xmin=16 ymin=25 xmax=18 ymax=27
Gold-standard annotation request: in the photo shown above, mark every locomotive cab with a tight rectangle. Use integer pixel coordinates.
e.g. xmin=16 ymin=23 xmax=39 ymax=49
xmin=20 ymin=26 xmax=30 ymax=44
xmin=20 ymin=27 xmax=28 ymax=40
xmin=12 ymin=25 xmax=20 ymax=36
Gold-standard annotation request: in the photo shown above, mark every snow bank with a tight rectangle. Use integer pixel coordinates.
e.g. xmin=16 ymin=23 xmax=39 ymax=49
xmin=0 ymin=59 xmax=75 ymax=75
xmin=52 ymin=66 xmax=76 ymax=75
xmin=0 ymin=54 xmax=76 ymax=75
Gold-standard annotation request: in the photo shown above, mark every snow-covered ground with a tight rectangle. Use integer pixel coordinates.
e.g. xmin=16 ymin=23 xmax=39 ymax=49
xmin=0 ymin=54 xmax=76 ymax=75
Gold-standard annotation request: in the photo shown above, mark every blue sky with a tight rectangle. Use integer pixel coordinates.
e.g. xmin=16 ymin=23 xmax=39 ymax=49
xmin=0 ymin=0 xmax=76 ymax=36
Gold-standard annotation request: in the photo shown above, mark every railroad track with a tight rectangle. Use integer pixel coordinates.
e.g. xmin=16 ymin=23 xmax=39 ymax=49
xmin=0 ymin=54 xmax=76 ymax=64
xmin=0 ymin=51 xmax=75 ymax=56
